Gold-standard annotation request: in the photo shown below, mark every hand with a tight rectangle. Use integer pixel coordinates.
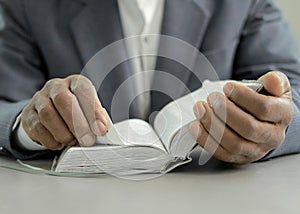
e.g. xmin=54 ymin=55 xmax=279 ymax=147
xmin=21 ymin=75 xmax=109 ymax=150
xmin=190 ymin=71 xmax=294 ymax=164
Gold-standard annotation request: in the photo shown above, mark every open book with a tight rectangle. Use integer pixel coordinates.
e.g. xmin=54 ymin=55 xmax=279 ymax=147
xmin=53 ymin=80 xmax=263 ymax=175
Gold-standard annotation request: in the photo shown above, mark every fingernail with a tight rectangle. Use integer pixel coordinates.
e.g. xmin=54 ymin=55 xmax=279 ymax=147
xmin=275 ymin=72 xmax=285 ymax=89
xmin=80 ymin=133 xmax=95 ymax=147
xmin=208 ymin=93 xmax=220 ymax=108
xmin=223 ymin=83 xmax=234 ymax=97
xmin=193 ymin=103 xmax=206 ymax=119
xmin=189 ymin=122 xmax=201 ymax=139
xmin=92 ymin=120 xmax=108 ymax=136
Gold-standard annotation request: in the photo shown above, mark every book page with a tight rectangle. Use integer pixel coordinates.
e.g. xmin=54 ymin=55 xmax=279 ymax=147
xmin=97 ymin=119 xmax=166 ymax=152
xmin=153 ymin=80 xmax=229 ymax=154
xmin=55 ymin=145 xmax=171 ymax=174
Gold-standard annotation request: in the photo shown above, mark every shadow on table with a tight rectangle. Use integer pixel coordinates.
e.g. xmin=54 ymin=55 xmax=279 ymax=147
xmin=172 ymin=149 xmax=245 ymax=174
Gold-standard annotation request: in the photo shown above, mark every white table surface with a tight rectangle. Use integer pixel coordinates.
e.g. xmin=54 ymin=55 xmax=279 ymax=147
xmin=0 ymin=151 xmax=299 ymax=214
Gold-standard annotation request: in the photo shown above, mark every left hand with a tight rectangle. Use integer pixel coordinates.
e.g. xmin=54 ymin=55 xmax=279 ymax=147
xmin=190 ymin=71 xmax=294 ymax=164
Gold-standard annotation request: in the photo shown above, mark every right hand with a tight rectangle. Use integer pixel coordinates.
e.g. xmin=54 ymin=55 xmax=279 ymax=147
xmin=21 ymin=75 xmax=109 ymax=150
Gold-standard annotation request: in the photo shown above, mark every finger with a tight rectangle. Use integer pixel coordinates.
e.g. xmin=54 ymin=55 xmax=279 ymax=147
xmin=194 ymin=102 xmax=270 ymax=159
xmin=189 ymin=121 xmax=249 ymax=164
xmin=49 ymin=86 xmax=96 ymax=147
xmin=223 ymin=82 xmax=293 ymax=123
xmin=258 ymin=71 xmax=291 ymax=96
xmin=21 ymin=109 xmax=64 ymax=151
xmin=207 ymin=92 xmax=284 ymax=146
xmin=34 ymin=95 xmax=75 ymax=146
xmin=69 ymin=75 xmax=108 ymax=136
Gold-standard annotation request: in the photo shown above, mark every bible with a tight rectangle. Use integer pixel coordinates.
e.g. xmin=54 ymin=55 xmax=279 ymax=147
xmin=52 ymin=80 xmax=263 ymax=175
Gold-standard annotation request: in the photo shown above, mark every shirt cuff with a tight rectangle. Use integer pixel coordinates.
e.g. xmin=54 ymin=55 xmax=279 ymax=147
xmin=12 ymin=114 xmax=47 ymax=151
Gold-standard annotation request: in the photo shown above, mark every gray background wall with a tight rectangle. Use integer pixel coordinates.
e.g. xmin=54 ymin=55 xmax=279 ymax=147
xmin=276 ymin=0 xmax=300 ymax=47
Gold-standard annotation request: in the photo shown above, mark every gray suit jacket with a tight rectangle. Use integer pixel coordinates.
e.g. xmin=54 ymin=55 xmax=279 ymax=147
xmin=0 ymin=0 xmax=299 ymax=159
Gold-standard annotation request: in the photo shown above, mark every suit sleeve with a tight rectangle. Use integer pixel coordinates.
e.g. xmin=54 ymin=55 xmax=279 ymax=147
xmin=233 ymin=0 xmax=300 ymax=159
xmin=0 ymin=0 xmax=52 ymax=159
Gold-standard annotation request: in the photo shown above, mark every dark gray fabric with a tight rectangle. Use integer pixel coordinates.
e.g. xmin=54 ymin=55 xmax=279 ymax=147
xmin=0 ymin=0 xmax=299 ymax=160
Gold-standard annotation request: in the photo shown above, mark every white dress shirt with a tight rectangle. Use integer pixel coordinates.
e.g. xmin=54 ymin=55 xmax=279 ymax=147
xmin=118 ymin=0 xmax=164 ymax=119
xmin=14 ymin=0 xmax=165 ymax=151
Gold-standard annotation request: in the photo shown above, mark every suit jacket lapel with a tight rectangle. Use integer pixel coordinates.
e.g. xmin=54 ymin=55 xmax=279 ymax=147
xmin=151 ymin=0 xmax=213 ymax=113
xmin=69 ymin=0 xmax=140 ymax=120
xmin=161 ymin=0 xmax=212 ymax=49
xmin=70 ymin=0 xmax=125 ymax=65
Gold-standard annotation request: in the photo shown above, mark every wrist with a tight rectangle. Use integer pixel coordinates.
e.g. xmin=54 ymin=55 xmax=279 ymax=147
xmin=12 ymin=114 xmax=46 ymax=151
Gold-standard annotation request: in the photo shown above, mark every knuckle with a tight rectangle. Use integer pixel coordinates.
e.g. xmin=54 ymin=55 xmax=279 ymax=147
xmin=70 ymin=75 xmax=93 ymax=92
xmin=287 ymin=110 xmax=294 ymax=123
xmin=32 ymin=91 xmax=42 ymax=100
xmin=52 ymin=91 xmax=73 ymax=108
xmin=229 ymin=85 xmax=239 ymax=99
xmin=32 ymin=92 xmax=45 ymax=106
xmin=26 ymin=121 xmax=44 ymax=141
xmin=224 ymin=155 xmax=238 ymax=164
xmin=245 ymin=144 xmax=266 ymax=161
xmin=243 ymin=120 xmax=260 ymax=140
xmin=201 ymin=111 xmax=211 ymax=125
xmin=282 ymin=106 xmax=294 ymax=126
xmin=230 ymin=143 xmax=243 ymax=155
xmin=213 ymin=94 xmax=226 ymax=110
xmin=256 ymin=99 xmax=272 ymax=119
xmin=270 ymin=129 xmax=285 ymax=148
xmin=67 ymin=74 xmax=81 ymax=81
xmin=22 ymin=105 xmax=31 ymax=117
xmin=216 ymin=99 xmax=227 ymax=120
xmin=195 ymin=128 xmax=208 ymax=146
xmin=22 ymin=111 xmax=38 ymax=131
xmin=77 ymin=75 xmax=92 ymax=85
xmin=30 ymin=121 xmax=44 ymax=135
xmin=260 ymin=126 xmax=283 ymax=146
xmin=44 ymin=78 xmax=62 ymax=90
xmin=55 ymin=133 xmax=74 ymax=144
xmin=259 ymin=129 xmax=273 ymax=143
xmin=38 ymin=104 xmax=55 ymax=122
xmin=217 ymin=100 xmax=226 ymax=114
xmin=278 ymin=131 xmax=286 ymax=145
xmin=256 ymin=147 xmax=268 ymax=159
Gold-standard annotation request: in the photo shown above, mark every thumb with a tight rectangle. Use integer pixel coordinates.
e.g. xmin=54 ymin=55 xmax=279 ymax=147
xmin=258 ymin=71 xmax=291 ymax=97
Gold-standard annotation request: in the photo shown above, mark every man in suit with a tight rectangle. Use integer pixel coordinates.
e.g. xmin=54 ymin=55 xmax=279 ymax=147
xmin=0 ymin=0 xmax=299 ymax=164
